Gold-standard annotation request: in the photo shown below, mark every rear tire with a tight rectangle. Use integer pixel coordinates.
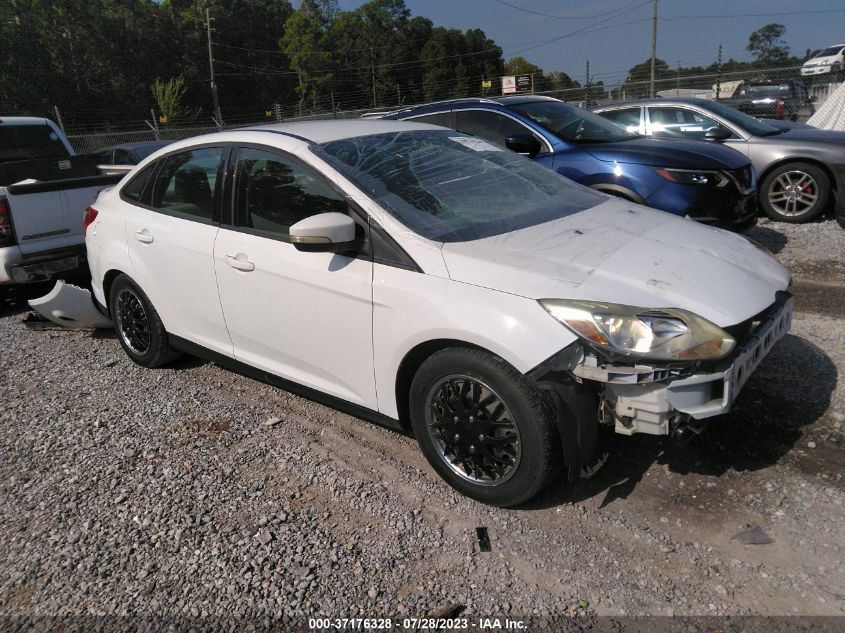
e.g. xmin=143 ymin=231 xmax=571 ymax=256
xmin=409 ymin=347 xmax=561 ymax=507
xmin=109 ymin=274 xmax=180 ymax=368
xmin=760 ymin=162 xmax=829 ymax=223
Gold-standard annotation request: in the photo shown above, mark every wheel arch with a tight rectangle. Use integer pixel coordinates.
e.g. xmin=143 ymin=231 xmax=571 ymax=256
xmin=588 ymin=183 xmax=646 ymax=205
xmin=394 ymin=338 xmax=487 ymax=435
xmin=102 ymin=268 xmax=129 ymax=315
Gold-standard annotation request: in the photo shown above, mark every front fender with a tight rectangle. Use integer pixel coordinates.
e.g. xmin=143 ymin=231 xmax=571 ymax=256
xmin=372 ymin=265 xmax=577 ymax=419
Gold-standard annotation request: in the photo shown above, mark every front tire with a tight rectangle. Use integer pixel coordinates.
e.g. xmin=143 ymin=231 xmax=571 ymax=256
xmin=760 ymin=162 xmax=829 ymax=223
xmin=409 ymin=348 xmax=561 ymax=507
xmin=109 ymin=274 xmax=180 ymax=368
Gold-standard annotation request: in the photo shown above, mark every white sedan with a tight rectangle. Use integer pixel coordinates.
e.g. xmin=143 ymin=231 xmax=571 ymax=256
xmin=84 ymin=120 xmax=791 ymax=506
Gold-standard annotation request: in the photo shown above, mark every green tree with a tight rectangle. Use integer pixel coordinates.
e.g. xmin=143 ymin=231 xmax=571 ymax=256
xmin=747 ymin=23 xmax=790 ymax=66
xmin=504 ymin=56 xmax=542 ymax=76
xmin=151 ymin=76 xmax=194 ymax=123
xmin=282 ymin=8 xmax=331 ymax=115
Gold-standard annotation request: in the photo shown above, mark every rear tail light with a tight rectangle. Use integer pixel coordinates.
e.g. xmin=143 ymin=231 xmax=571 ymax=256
xmin=83 ymin=206 xmax=99 ymax=235
xmin=0 ymin=197 xmax=14 ymax=247
xmin=775 ymin=99 xmax=786 ymax=116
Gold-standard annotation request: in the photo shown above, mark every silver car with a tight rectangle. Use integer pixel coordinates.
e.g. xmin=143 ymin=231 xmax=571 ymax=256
xmin=593 ymin=98 xmax=845 ymax=226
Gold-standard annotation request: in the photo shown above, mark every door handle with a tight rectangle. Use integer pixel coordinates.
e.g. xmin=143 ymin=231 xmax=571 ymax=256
xmin=225 ymin=254 xmax=255 ymax=272
xmin=134 ymin=230 xmax=154 ymax=244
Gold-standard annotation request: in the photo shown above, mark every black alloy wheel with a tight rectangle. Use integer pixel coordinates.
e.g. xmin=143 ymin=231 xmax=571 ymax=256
xmin=425 ymin=374 xmax=522 ymax=485
xmin=109 ymin=274 xmax=180 ymax=368
xmin=409 ymin=347 xmax=562 ymax=507
xmin=115 ymin=287 xmax=151 ymax=355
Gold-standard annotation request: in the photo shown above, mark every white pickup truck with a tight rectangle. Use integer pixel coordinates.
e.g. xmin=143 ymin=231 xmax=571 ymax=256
xmin=0 ymin=116 xmax=123 ymax=294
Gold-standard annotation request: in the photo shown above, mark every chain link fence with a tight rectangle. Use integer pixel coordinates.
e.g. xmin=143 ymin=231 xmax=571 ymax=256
xmin=60 ymin=64 xmax=843 ymax=154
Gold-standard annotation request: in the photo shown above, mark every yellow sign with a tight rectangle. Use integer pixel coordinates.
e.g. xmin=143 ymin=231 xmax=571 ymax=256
xmin=266 ymin=111 xmax=273 ymax=118
xmin=481 ymin=80 xmax=492 ymax=89
xmin=159 ymin=115 xmax=168 ymax=124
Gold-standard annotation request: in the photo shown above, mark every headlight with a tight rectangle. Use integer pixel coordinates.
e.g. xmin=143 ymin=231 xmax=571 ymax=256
xmin=655 ymin=168 xmax=728 ymax=187
xmin=539 ymin=299 xmax=736 ymax=361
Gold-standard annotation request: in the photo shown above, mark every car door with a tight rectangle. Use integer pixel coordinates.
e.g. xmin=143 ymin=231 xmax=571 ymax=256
xmin=213 ymin=145 xmax=377 ymax=409
xmin=454 ymin=109 xmax=554 ymax=169
xmin=124 ymin=145 xmax=233 ymax=356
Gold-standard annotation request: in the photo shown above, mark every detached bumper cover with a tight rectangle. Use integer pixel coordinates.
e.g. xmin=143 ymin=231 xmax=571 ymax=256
xmin=28 ymin=280 xmax=112 ymax=329
xmin=580 ymin=293 xmax=793 ymax=435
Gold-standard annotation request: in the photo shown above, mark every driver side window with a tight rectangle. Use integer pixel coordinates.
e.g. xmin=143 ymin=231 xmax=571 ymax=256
xmin=232 ymin=147 xmax=348 ymax=240
xmin=648 ymin=107 xmax=721 ymax=140
xmin=455 ymin=110 xmax=540 ymax=149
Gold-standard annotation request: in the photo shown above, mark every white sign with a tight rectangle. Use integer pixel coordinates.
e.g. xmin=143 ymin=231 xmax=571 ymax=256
xmin=501 ymin=75 xmax=516 ymax=94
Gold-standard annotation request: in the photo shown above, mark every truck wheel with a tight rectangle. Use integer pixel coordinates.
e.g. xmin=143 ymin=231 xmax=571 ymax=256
xmin=409 ymin=348 xmax=561 ymax=507
xmin=109 ymin=274 xmax=180 ymax=368
xmin=760 ymin=162 xmax=829 ymax=223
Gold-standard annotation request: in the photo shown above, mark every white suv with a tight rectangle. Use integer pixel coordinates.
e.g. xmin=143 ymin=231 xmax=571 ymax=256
xmin=85 ymin=120 xmax=791 ymax=506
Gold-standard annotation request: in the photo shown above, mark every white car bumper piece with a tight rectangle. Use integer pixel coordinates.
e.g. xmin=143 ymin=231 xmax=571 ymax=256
xmin=28 ymin=280 xmax=113 ymax=329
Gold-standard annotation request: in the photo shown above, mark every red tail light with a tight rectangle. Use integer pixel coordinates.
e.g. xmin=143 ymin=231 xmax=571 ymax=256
xmin=83 ymin=206 xmax=99 ymax=235
xmin=0 ymin=197 xmax=14 ymax=247
xmin=775 ymin=99 xmax=786 ymax=116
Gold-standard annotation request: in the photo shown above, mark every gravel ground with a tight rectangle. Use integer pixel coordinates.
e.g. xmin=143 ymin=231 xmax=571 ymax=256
xmin=1 ymin=219 xmax=843 ymax=630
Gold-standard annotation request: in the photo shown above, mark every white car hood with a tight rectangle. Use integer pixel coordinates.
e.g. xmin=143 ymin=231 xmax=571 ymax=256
xmin=440 ymin=199 xmax=790 ymax=327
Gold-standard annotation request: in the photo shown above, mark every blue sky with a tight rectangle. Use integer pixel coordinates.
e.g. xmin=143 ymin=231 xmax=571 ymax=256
xmin=334 ymin=0 xmax=845 ymax=84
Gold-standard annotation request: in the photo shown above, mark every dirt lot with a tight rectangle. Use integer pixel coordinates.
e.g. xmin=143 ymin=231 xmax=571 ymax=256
xmin=1 ymin=218 xmax=843 ymax=630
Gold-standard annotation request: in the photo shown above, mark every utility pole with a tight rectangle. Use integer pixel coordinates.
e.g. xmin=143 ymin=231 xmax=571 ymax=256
xmin=585 ymin=60 xmax=592 ymax=107
xmin=715 ymin=44 xmax=723 ymax=100
xmin=52 ymin=106 xmax=65 ymax=134
xmin=370 ymin=47 xmax=377 ymax=108
xmin=676 ymin=60 xmax=681 ymax=96
xmin=649 ymin=0 xmax=658 ymax=98
xmin=205 ymin=8 xmax=223 ymax=126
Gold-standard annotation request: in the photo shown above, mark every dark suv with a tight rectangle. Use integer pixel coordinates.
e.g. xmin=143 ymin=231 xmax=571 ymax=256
xmin=721 ymin=79 xmax=816 ymax=122
xmin=382 ymin=96 xmax=757 ymax=230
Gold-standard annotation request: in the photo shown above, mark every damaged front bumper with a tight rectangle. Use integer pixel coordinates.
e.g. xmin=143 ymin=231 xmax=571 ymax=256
xmin=576 ymin=293 xmax=793 ymax=436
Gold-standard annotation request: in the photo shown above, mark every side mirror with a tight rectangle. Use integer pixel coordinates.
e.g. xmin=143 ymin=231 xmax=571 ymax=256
xmin=289 ymin=212 xmax=356 ymax=252
xmin=705 ymin=126 xmax=731 ymax=141
xmin=505 ymin=134 xmax=542 ymax=158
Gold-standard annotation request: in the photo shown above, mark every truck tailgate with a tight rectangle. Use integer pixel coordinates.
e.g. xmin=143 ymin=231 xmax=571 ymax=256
xmin=6 ymin=174 xmax=121 ymax=255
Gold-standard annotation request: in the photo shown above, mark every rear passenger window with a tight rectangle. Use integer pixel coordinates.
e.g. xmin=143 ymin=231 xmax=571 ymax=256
xmin=233 ymin=148 xmax=347 ymax=240
xmin=150 ymin=147 xmax=224 ymax=221
xmin=121 ymin=163 xmax=156 ymax=204
xmin=409 ymin=112 xmax=451 ymax=127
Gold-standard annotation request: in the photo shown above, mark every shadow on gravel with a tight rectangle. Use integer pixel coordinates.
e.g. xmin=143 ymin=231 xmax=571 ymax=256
xmin=745 ymin=224 xmax=788 ymax=254
xmin=527 ymin=334 xmax=838 ymax=510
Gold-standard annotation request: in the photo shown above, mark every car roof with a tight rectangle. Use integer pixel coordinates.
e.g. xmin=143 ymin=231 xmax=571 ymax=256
xmin=103 ymin=140 xmax=170 ymax=151
xmin=241 ymin=119 xmax=439 ymax=143
xmin=592 ymin=98 xmax=715 ymax=110
xmin=381 ymin=94 xmax=563 ymax=117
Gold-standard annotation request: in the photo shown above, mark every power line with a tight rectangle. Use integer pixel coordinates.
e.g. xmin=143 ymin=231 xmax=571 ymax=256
xmin=662 ymin=7 xmax=845 ymax=20
xmin=505 ymin=0 xmax=653 ymax=57
xmin=491 ymin=0 xmax=642 ymax=20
